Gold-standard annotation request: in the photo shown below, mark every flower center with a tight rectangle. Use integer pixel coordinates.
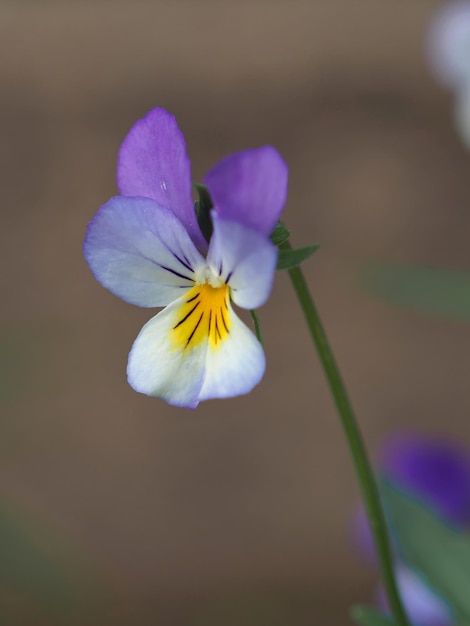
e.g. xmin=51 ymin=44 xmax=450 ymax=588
xmin=170 ymin=282 xmax=231 ymax=352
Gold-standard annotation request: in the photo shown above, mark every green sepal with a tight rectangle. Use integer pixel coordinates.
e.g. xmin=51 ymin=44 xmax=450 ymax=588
xmin=380 ymin=477 xmax=469 ymax=622
xmin=351 ymin=606 xmax=398 ymax=626
xmin=270 ymin=221 xmax=291 ymax=246
xmin=276 ymin=243 xmax=320 ymax=270
xmin=193 ymin=183 xmax=214 ymax=243
xmin=249 ymin=310 xmax=263 ymax=345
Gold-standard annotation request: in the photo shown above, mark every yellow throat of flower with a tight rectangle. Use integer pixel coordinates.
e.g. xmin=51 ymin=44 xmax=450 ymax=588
xmin=170 ymin=283 xmax=232 ymax=351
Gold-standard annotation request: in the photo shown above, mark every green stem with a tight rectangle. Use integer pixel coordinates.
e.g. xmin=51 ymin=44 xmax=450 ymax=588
xmin=280 ymin=240 xmax=409 ymax=626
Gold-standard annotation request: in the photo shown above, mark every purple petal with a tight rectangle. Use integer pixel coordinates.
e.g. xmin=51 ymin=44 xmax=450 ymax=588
xmin=206 ymin=213 xmax=278 ymax=310
xmin=381 ymin=433 xmax=470 ymax=527
xmin=377 ymin=566 xmax=453 ymax=626
xmin=352 ymin=433 xmax=470 ymax=565
xmin=117 ymin=107 xmax=207 ymax=252
xmin=203 ymin=146 xmax=288 ymax=236
xmin=83 ymin=196 xmax=205 ymax=308
xmin=351 ymin=506 xmax=378 ymax=564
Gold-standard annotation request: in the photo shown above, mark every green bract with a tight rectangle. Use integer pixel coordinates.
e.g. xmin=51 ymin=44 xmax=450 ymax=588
xmin=276 ymin=243 xmax=320 ymax=270
xmin=270 ymin=220 xmax=291 ymax=246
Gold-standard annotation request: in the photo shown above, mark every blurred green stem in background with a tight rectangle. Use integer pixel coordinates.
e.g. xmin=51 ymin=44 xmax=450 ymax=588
xmin=279 ymin=239 xmax=410 ymax=626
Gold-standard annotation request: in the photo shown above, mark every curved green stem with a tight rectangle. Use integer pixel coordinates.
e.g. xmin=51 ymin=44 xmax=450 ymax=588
xmin=280 ymin=240 xmax=410 ymax=626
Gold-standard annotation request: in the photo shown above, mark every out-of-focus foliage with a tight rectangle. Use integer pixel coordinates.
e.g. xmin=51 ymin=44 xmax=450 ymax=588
xmin=361 ymin=264 xmax=470 ymax=322
xmin=352 ymin=605 xmax=398 ymax=626
xmin=0 ymin=499 xmax=104 ymax=623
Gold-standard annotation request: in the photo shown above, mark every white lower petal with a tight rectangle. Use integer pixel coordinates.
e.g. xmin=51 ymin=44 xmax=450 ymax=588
xmin=206 ymin=213 xmax=277 ymax=310
xmin=127 ymin=287 xmax=266 ymax=407
xmin=127 ymin=295 xmax=207 ymax=408
xmin=199 ymin=305 xmax=265 ymax=401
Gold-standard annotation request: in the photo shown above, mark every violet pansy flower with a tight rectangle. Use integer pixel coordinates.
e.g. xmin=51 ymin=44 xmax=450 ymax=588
xmin=353 ymin=433 xmax=470 ymax=626
xmin=380 ymin=433 xmax=470 ymax=526
xmin=83 ymin=108 xmax=288 ymax=408
xmin=354 ymin=434 xmax=470 ymax=558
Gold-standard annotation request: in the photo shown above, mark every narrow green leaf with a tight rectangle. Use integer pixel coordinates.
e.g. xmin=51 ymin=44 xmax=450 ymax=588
xmin=193 ymin=182 xmax=214 ymax=243
xmin=249 ymin=310 xmax=263 ymax=345
xmin=270 ymin=221 xmax=291 ymax=246
xmin=276 ymin=243 xmax=320 ymax=270
xmin=361 ymin=264 xmax=470 ymax=322
xmin=380 ymin=478 xmax=470 ymax=621
xmin=351 ymin=605 xmax=398 ymax=626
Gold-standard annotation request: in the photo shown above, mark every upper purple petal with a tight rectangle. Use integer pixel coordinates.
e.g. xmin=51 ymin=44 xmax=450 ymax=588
xmin=117 ymin=107 xmax=207 ymax=253
xmin=203 ymin=146 xmax=288 ymax=237
xmin=380 ymin=433 xmax=470 ymax=527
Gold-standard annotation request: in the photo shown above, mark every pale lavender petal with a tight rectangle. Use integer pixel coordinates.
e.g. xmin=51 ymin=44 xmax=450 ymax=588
xmin=117 ymin=107 xmax=207 ymax=252
xmin=377 ymin=566 xmax=453 ymax=626
xmin=83 ymin=196 xmax=205 ymax=307
xmin=381 ymin=433 xmax=470 ymax=527
xmin=206 ymin=213 xmax=278 ymax=310
xmin=351 ymin=507 xmax=377 ymax=564
xmin=204 ymin=146 xmax=288 ymax=236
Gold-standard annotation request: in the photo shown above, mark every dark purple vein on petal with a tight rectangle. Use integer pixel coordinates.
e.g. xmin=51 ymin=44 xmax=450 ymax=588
xmin=172 ymin=252 xmax=193 ymax=273
xmin=159 ymin=264 xmax=195 ymax=282
xmin=220 ymin=308 xmax=229 ymax=334
xmin=174 ymin=302 xmax=200 ymax=329
xmin=186 ymin=312 xmax=204 ymax=347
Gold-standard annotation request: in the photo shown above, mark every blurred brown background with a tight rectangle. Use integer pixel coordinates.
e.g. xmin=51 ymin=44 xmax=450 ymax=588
xmin=2 ymin=0 xmax=470 ymax=624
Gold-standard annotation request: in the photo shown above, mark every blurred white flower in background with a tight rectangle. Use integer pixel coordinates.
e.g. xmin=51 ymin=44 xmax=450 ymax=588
xmin=427 ymin=1 xmax=470 ymax=148
xmin=427 ymin=1 xmax=470 ymax=87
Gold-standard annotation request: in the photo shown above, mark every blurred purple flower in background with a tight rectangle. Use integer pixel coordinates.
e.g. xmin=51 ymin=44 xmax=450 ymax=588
xmin=353 ymin=433 xmax=470 ymax=626
xmin=84 ymin=107 xmax=288 ymax=408
xmin=377 ymin=566 xmax=452 ymax=626
xmin=381 ymin=433 xmax=470 ymax=525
